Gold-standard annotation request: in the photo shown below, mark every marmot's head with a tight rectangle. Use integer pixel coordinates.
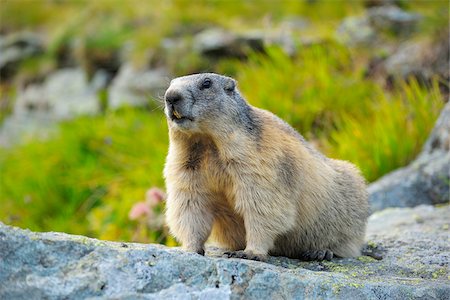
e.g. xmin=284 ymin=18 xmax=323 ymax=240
xmin=164 ymin=73 xmax=243 ymax=132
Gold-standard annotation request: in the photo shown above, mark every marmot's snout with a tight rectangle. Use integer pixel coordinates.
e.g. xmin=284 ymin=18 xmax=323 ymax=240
xmin=165 ymin=90 xmax=183 ymax=106
xmin=164 ymin=89 xmax=193 ymax=124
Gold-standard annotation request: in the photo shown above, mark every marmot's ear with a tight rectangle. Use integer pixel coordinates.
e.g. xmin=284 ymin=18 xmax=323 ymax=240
xmin=224 ymin=78 xmax=236 ymax=93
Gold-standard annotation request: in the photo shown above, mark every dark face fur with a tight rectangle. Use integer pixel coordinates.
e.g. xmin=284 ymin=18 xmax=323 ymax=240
xmin=164 ymin=73 xmax=238 ymax=132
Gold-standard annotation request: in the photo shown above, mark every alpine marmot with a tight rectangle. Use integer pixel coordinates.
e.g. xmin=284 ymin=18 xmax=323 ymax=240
xmin=163 ymin=73 xmax=369 ymax=261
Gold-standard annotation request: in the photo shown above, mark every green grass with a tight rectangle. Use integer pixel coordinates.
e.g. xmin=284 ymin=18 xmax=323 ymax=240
xmin=324 ymin=79 xmax=443 ymax=181
xmin=229 ymin=45 xmax=443 ymax=182
xmin=0 ymin=108 xmax=169 ymax=242
xmin=0 ymin=46 xmax=443 ymax=241
xmin=230 ymin=44 xmax=375 ymax=136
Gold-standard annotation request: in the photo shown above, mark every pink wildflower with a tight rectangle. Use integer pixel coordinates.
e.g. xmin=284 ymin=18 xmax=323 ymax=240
xmin=128 ymin=201 xmax=151 ymax=220
xmin=145 ymin=187 xmax=166 ymax=207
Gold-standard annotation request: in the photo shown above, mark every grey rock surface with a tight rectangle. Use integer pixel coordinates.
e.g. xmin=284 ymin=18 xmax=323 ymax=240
xmin=369 ymin=102 xmax=450 ymax=212
xmin=1 ymin=205 xmax=449 ymax=300
xmin=108 ymin=64 xmax=169 ymax=109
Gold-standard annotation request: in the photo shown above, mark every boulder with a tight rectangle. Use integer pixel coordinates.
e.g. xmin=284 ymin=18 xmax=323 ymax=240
xmin=193 ymin=28 xmax=237 ymax=57
xmin=363 ymin=0 xmax=404 ymax=8
xmin=336 ymin=16 xmax=376 ymax=46
xmin=336 ymin=6 xmax=420 ymax=46
xmin=368 ymin=102 xmax=450 ymax=212
xmin=367 ymin=6 xmax=421 ymax=36
xmin=383 ymin=34 xmax=449 ymax=85
xmin=0 ymin=68 xmax=104 ymax=146
xmin=421 ymin=101 xmax=450 ymax=155
xmin=168 ymin=21 xmax=320 ymax=63
xmin=108 ymin=64 xmax=169 ymax=109
xmin=383 ymin=41 xmax=426 ymax=80
xmin=0 ymin=31 xmax=44 ymax=81
xmin=193 ymin=28 xmax=264 ymax=59
xmin=0 ymin=204 xmax=448 ymax=299
xmin=14 ymin=68 xmax=103 ymax=119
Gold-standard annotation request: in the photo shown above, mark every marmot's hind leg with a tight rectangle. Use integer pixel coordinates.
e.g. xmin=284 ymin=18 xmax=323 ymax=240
xmin=299 ymin=249 xmax=334 ymax=261
xmin=210 ymin=210 xmax=246 ymax=251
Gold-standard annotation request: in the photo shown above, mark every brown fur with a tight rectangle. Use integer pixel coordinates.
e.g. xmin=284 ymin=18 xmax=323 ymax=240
xmin=163 ymin=73 xmax=369 ymax=260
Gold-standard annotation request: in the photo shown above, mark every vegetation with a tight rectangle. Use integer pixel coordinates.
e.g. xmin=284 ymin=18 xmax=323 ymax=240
xmin=0 ymin=0 xmax=446 ymax=243
xmin=0 ymin=109 xmax=169 ymax=241
xmin=231 ymin=47 xmax=443 ymax=181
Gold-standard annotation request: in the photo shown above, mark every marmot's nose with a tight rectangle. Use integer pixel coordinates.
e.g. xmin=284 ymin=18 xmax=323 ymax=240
xmin=165 ymin=91 xmax=183 ymax=105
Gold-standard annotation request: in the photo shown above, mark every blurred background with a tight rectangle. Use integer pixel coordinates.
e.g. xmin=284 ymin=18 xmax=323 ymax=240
xmin=0 ymin=0 xmax=448 ymax=245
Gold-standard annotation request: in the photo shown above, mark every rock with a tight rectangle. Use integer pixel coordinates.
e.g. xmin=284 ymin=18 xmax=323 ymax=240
xmin=0 ymin=205 xmax=449 ymax=299
xmin=336 ymin=16 xmax=377 ymax=46
xmin=367 ymin=6 xmax=421 ymax=36
xmin=15 ymin=68 xmax=102 ymax=119
xmin=236 ymin=31 xmax=265 ymax=54
xmin=369 ymin=102 xmax=450 ymax=212
xmin=363 ymin=0 xmax=404 ymax=8
xmin=368 ymin=153 xmax=449 ymax=212
xmin=365 ymin=205 xmax=449 ymax=283
xmin=0 ymin=68 xmax=103 ymax=146
xmin=383 ymin=41 xmax=425 ymax=79
xmin=0 ymin=114 xmax=57 ymax=147
xmin=176 ymin=23 xmax=319 ymax=62
xmin=383 ymin=34 xmax=449 ymax=85
xmin=336 ymin=6 xmax=420 ymax=46
xmin=0 ymin=31 xmax=44 ymax=81
xmin=193 ymin=28 xmax=237 ymax=56
xmin=278 ymin=16 xmax=309 ymax=31
xmin=108 ymin=64 xmax=169 ymax=109
xmin=192 ymin=26 xmax=322 ymax=59
xmin=193 ymin=28 xmax=265 ymax=59
xmin=76 ymin=28 xmax=124 ymax=80
xmin=421 ymin=101 xmax=450 ymax=156
xmin=164 ymin=27 xmax=285 ymax=73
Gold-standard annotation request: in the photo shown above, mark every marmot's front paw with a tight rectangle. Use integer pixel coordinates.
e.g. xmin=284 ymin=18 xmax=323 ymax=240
xmin=224 ymin=250 xmax=267 ymax=262
xmin=184 ymin=246 xmax=205 ymax=256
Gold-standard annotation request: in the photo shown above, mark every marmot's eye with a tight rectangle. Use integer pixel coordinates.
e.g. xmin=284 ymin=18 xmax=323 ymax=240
xmin=201 ymin=78 xmax=212 ymax=89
